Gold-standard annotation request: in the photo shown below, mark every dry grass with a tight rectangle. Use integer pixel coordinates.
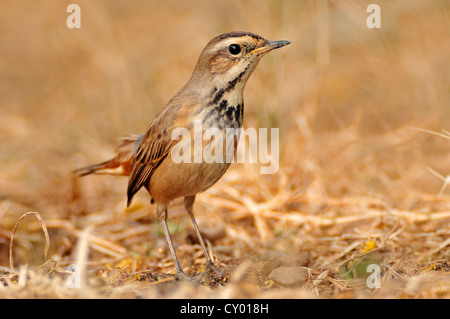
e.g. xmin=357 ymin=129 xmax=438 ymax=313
xmin=0 ymin=0 xmax=449 ymax=298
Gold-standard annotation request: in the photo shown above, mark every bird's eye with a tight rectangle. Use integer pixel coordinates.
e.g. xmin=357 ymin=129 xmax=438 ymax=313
xmin=228 ymin=44 xmax=241 ymax=55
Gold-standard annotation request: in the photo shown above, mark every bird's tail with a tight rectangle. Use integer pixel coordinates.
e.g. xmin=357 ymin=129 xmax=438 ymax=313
xmin=73 ymin=159 xmax=121 ymax=176
xmin=73 ymin=134 xmax=143 ymax=177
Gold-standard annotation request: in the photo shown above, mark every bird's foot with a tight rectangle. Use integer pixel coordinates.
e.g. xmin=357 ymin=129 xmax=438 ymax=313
xmin=175 ymin=268 xmax=198 ymax=283
xmin=193 ymin=262 xmax=226 ymax=285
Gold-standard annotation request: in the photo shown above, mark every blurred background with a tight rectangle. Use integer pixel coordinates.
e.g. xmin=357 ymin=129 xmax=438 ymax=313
xmin=0 ymin=0 xmax=449 ymax=291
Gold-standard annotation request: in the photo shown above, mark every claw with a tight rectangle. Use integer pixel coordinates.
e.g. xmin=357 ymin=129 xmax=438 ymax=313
xmin=193 ymin=262 xmax=225 ymax=285
xmin=205 ymin=261 xmax=224 ymax=277
xmin=175 ymin=268 xmax=198 ymax=283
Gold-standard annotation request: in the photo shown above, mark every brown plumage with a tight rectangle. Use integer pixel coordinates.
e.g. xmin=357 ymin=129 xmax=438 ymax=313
xmin=74 ymin=135 xmax=142 ymax=177
xmin=74 ymin=31 xmax=290 ymax=280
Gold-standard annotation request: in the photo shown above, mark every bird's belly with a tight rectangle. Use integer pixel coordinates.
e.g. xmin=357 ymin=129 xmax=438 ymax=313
xmin=149 ymin=160 xmax=232 ymax=203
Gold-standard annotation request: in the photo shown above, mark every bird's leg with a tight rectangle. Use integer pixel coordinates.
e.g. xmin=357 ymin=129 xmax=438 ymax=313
xmin=157 ymin=205 xmax=190 ymax=280
xmin=184 ymin=196 xmax=223 ymax=278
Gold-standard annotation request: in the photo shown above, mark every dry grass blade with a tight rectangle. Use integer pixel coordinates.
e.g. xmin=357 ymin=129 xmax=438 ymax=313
xmin=426 ymin=167 xmax=450 ymax=196
xmin=410 ymin=127 xmax=450 ymax=140
xmin=41 ymin=219 xmax=127 ymax=258
xmin=9 ymin=212 xmax=50 ymax=273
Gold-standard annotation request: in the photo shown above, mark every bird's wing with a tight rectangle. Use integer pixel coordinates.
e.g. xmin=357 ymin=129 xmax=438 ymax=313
xmin=127 ymin=118 xmax=174 ymax=206
xmin=126 ymin=102 xmax=193 ymax=206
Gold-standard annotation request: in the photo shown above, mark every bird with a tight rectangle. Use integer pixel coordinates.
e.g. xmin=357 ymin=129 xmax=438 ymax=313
xmin=74 ymin=31 xmax=290 ymax=280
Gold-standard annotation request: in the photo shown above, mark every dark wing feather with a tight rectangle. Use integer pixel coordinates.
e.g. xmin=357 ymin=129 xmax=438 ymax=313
xmin=126 ymin=109 xmax=177 ymax=206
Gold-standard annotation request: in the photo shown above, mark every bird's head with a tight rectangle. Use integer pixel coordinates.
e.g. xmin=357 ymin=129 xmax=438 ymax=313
xmin=189 ymin=31 xmax=290 ymax=97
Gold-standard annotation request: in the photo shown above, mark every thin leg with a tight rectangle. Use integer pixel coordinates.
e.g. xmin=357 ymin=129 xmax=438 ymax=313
xmin=159 ymin=215 xmax=189 ymax=280
xmin=184 ymin=196 xmax=222 ymax=277
xmin=184 ymin=196 xmax=212 ymax=264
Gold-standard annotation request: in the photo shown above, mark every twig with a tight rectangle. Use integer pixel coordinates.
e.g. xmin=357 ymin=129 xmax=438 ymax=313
xmin=9 ymin=212 xmax=50 ymax=273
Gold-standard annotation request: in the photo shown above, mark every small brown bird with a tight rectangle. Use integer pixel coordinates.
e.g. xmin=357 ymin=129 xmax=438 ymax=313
xmin=75 ymin=31 xmax=290 ymax=280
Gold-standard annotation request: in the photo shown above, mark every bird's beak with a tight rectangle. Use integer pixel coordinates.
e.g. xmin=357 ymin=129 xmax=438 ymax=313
xmin=252 ymin=39 xmax=291 ymax=55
